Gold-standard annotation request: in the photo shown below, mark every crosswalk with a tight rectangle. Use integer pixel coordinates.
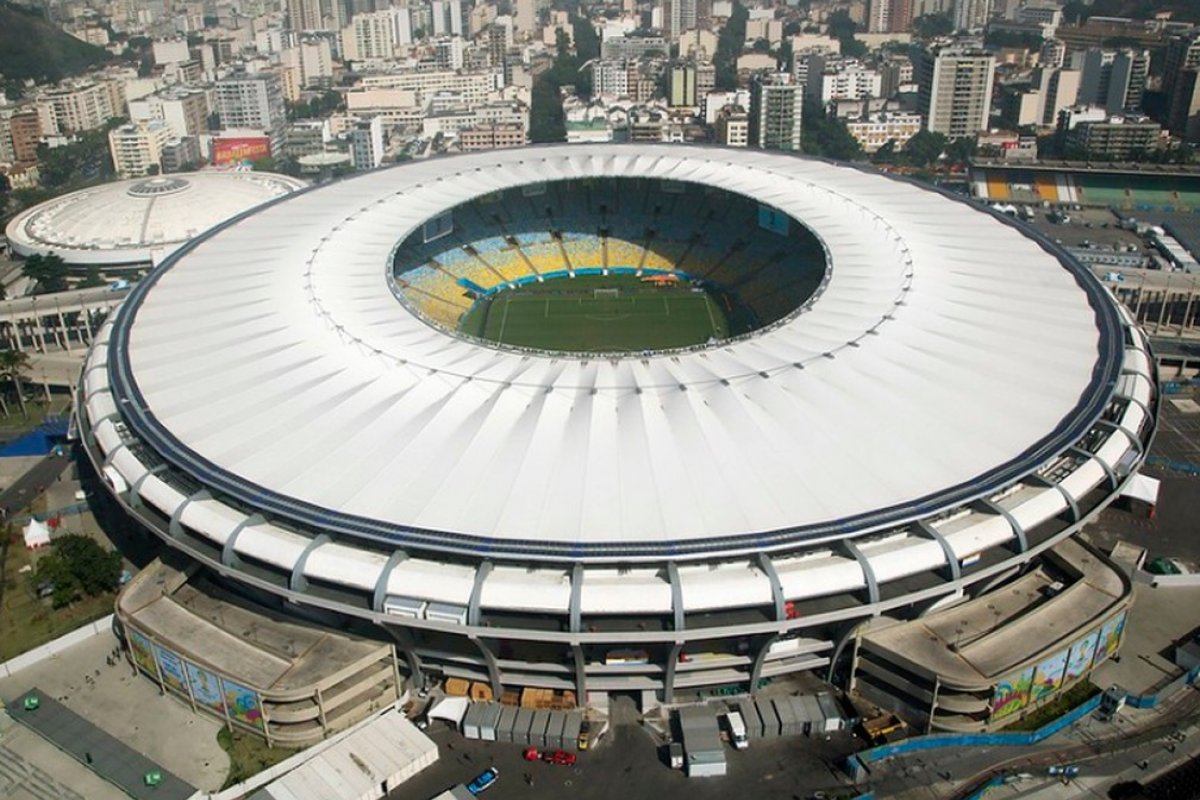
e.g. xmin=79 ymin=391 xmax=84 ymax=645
xmin=0 ymin=743 xmax=87 ymax=800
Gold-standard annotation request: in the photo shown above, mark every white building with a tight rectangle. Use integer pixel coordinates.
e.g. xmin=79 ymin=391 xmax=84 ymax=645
xmin=749 ymin=74 xmax=803 ymax=151
xmin=344 ymin=9 xmax=412 ymax=62
xmin=350 ymin=116 xmax=385 ymax=170
xmin=108 ymin=120 xmax=173 ymax=178
xmin=917 ymin=46 xmax=996 ymax=139
xmin=808 ymin=60 xmax=884 ymax=103
xmin=213 ymin=72 xmax=287 ymax=152
xmin=845 ymin=111 xmax=922 ymax=152
xmin=127 ymin=87 xmax=209 ymax=140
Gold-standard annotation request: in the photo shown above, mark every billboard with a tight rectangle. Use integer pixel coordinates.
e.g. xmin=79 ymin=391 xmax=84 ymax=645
xmin=185 ymin=661 xmax=226 ymax=716
xmin=222 ymin=678 xmax=264 ymax=730
xmin=1030 ymin=649 xmax=1069 ymax=704
xmin=129 ymin=629 xmax=158 ymax=677
xmin=1092 ymin=611 xmax=1127 ymax=669
xmin=1065 ymin=630 xmax=1099 ymax=684
xmin=757 ymin=205 xmax=790 ymax=236
xmin=991 ymin=666 xmax=1034 ymax=721
xmin=155 ymin=644 xmax=189 ymax=696
xmin=212 ymin=135 xmax=271 ymax=165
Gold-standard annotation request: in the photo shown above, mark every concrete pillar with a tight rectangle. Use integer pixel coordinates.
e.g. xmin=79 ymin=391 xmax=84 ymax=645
xmin=56 ymin=304 xmax=71 ymax=353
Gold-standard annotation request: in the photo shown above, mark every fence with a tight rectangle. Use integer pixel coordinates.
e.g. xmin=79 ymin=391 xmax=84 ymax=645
xmin=847 ymin=665 xmax=1200 ymax=783
xmin=0 ymin=614 xmax=115 ymax=679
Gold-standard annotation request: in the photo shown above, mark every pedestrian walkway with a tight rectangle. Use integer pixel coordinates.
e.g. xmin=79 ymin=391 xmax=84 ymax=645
xmin=5 ymin=690 xmax=195 ymax=800
xmin=0 ymin=741 xmax=87 ymax=800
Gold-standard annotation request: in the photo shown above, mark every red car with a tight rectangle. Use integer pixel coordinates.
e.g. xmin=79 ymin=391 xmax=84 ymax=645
xmin=522 ymin=747 xmax=540 ymax=761
xmin=543 ymin=750 xmax=576 ymax=766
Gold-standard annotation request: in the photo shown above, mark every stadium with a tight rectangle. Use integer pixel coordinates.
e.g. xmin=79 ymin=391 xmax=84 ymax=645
xmin=5 ymin=171 xmax=306 ymax=270
xmin=77 ymin=145 xmax=1156 ymax=738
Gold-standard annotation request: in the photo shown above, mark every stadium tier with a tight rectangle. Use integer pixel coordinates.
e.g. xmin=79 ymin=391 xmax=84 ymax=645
xmin=973 ymin=166 xmax=1200 ymax=211
xmin=83 ymin=146 xmax=1155 ymax=732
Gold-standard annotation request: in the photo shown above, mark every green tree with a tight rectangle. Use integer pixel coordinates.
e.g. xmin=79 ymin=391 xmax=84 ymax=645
xmin=900 ymin=129 xmax=947 ymax=167
xmin=801 ymin=97 xmax=864 ymax=161
xmin=826 ymin=10 xmax=867 ymax=58
xmin=33 ymin=534 xmax=122 ymax=608
xmin=572 ymin=15 xmax=600 ymax=62
xmin=530 ymin=75 xmax=566 ymax=143
xmin=714 ymin=0 xmax=748 ymax=90
xmin=79 ymin=265 xmax=106 ymax=288
xmin=21 ymin=252 xmax=69 ymax=294
xmin=912 ymin=13 xmax=953 ymax=38
xmin=0 ymin=347 xmax=30 ymax=417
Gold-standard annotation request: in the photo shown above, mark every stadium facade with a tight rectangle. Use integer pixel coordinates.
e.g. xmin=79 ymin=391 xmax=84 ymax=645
xmin=77 ymin=145 xmax=1156 ymax=735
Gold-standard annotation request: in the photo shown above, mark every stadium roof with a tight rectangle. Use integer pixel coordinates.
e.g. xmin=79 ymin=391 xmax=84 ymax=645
xmin=106 ymin=145 xmax=1120 ymax=560
xmin=5 ymin=171 xmax=306 ymax=267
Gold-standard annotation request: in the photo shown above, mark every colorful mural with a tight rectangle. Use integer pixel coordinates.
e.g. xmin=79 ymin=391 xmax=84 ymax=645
xmin=221 ymin=678 xmax=264 ymax=730
xmin=155 ymin=645 xmax=189 ymax=696
xmin=1030 ymin=649 xmax=1069 ymax=704
xmin=1092 ymin=611 xmax=1127 ymax=668
xmin=128 ymin=629 xmax=158 ymax=678
xmin=991 ymin=666 xmax=1035 ymax=720
xmin=1065 ymin=630 xmax=1099 ymax=684
xmin=185 ymin=662 xmax=225 ymax=715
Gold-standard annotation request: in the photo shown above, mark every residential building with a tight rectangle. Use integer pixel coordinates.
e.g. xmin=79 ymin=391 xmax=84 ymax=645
xmin=1169 ymin=70 xmax=1200 ymax=142
xmin=128 ymin=87 xmax=209 ymax=139
xmin=808 ymin=60 xmax=883 ymax=103
xmin=669 ymin=64 xmax=697 ymax=107
xmin=1164 ymin=32 xmax=1200 ymax=112
xmin=953 ymin=0 xmax=991 ymax=32
xmin=1074 ymin=48 xmax=1149 ymax=113
xmin=213 ymin=72 xmax=287 ymax=152
xmin=749 ymin=74 xmax=803 ymax=151
xmin=601 ymin=35 xmax=668 ymax=60
xmin=108 ymin=120 xmax=173 ymax=177
xmin=1059 ymin=112 xmax=1161 ymax=159
xmin=845 ymin=111 xmax=922 ymax=152
xmin=8 ymin=111 xmax=42 ymax=163
xmin=36 ymin=79 xmax=123 ymax=135
xmin=593 ymin=59 xmax=632 ymax=98
xmin=459 ymin=122 xmax=526 ymax=150
xmin=350 ymin=116 xmax=385 ymax=169
xmin=161 ymin=136 xmax=202 ymax=172
xmin=917 ymin=46 xmax=996 ymax=139
xmin=344 ymin=9 xmax=412 ymax=61
xmin=431 ymin=0 xmax=465 ymax=36
xmin=715 ymin=106 xmax=748 ymax=147
xmin=152 ymin=38 xmax=192 ymax=65
xmin=868 ymin=0 xmax=912 ymax=34
xmin=359 ymin=71 xmax=495 ymax=108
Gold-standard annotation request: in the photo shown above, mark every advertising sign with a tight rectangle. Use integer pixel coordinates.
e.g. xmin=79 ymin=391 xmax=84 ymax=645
xmin=212 ymin=135 xmax=270 ymax=165
xmin=221 ymin=678 xmax=264 ymax=730
xmin=128 ymin=629 xmax=158 ymax=678
xmin=154 ymin=644 xmax=189 ymax=696
xmin=991 ymin=666 xmax=1034 ymax=720
xmin=1092 ymin=611 xmax=1127 ymax=668
xmin=1030 ymin=649 xmax=1069 ymax=704
xmin=1065 ymin=630 xmax=1100 ymax=684
xmin=185 ymin=662 xmax=226 ymax=715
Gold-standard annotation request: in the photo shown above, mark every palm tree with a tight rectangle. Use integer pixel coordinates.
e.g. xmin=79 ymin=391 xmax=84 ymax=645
xmin=0 ymin=349 xmax=31 ymax=418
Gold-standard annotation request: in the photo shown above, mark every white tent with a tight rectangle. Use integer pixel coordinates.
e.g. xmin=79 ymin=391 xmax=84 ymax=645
xmin=427 ymin=696 xmax=470 ymax=728
xmin=1121 ymin=473 xmax=1160 ymax=506
xmin=23 ymin=519 xmax=50 ymax=549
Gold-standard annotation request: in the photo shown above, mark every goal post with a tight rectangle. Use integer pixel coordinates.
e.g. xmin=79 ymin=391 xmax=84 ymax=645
xmin=594 ymin=288 xmax=619 ymax=299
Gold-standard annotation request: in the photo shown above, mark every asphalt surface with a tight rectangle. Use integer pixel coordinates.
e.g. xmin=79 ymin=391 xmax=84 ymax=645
xmin=397 ymin=710 xmax=861 ymax=800
xmin=0 ymin=450 xmax=72 ymax=520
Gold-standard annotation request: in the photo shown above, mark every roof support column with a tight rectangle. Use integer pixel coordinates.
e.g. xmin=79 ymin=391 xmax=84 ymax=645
xmin=222 ymin=514 xmax=264 ymax=568
xmin=1097 ymin=419 xmax=1144 ymax=455
xmin=290 ymin=534 xmax=330 ymax=593
xmin=841 ymin=541 xmax=879 ymax=606
xmin=1070 ymin=445 xmax=1119 ymax=490
xmin=1029 ymin=475 xmax=1080 ymax=523
xmin=372 ymin=550 xmax=409 ymax=613
xmin=571 ymin=643 xmax=587 ymax=704
xmin=976 ymin=498 xmax=1027 ymax=554
xmin=663 ymin=642 xmax=684 ymax=704
xmin=467 ymin=561 xmax=493 ymax=627
xmin=750 ymin=634 xmax=780 ymax=692
xmin=471 ymin=636 xmax=503 ymax=700
xmin=569 ymin=563 xmax=584 ymax=634
xmin=667 ymin=562 xmax=685 ymax=632
xmin=756 ymin=552 xmax=786 ymax=621
xmin=1114 ymin=391 xmax=1153 ymax=423
xmin=914 ymin=520 xmax=960 ymax=582
xmin=168 ymin=489 xmax=209 ymax=539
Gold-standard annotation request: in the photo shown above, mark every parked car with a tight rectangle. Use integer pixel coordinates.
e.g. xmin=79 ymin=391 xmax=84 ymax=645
xmin=523 ymin=747 xmax=540 ymax=761
xmin=467 ymin=767 xmax=499 ymax=795
xmin=543 ymin=750 xmax=576 ymax=766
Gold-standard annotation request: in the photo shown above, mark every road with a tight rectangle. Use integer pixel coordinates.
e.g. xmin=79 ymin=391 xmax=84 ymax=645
xmin=0 ymin=450 xmax=72 ymax=519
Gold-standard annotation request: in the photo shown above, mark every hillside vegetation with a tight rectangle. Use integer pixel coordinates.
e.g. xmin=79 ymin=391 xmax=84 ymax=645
xmin=0 ymin=1 xmax=112 ymax=97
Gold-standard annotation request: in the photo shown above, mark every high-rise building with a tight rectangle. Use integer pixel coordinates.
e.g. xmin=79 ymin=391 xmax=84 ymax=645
xmin=748 ymin=74 xmax=803 ymax=151
xmin=1074 ymin=47 xmax=1149 ymax=113
xmin=669 ymin=64 xmax=697 ymax=107
xmin=513 ymin=0 xmax=538 ymax=39
xmin=287 ymin=0 xmax=323 ymax=31
xmin=350 ymin=116 xmax=385 ymax=169
xmin=953 ymin=0 xmax=991 ymax=33
xmin=1164 ymin=33 xmax=1200 ymax=110
xmin=663 ymin=0 xmax=698 ymax=46
xmin=8 ymin=111 xmax=42 ymax=163
xmin=868 ymin=0 xmax=912 ymax=34
xmin=108 ymin=120 xmax=173 ymax=178
xmin=431 ymin=0 xmax=464 ymax=36
xmin=128 ymin=87 xmax=209 ymax=139
xmin=1169 ymin=70 xmax=1200 ymax=142
xmin=807 ymin=59 xmax=883 ymax=103
xmin=917 ymin=46 xmax=996 ymax=139
xmin=344 ymin=9 xmax=412 ymax=60
xmin=1037 ymin=67 xmax=1081 ymax=127
xmin=35 ymin=79 xmax=123 ymax=135
xmin=716 ymin=106 xmax=749 ymax=147
xmin=213 ymin=72 xmax=287 ymax=152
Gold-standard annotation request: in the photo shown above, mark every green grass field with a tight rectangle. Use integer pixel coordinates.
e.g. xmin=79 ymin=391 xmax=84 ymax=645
xmin=459 ymin=274 xmax=728 ymax=352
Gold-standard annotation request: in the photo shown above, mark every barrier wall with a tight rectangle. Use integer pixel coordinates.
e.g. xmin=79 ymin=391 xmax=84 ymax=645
xmin=848 ymin=665 xmax=1200 ymax=782
xmin=0 ymin=614 xmax=115 ymax=679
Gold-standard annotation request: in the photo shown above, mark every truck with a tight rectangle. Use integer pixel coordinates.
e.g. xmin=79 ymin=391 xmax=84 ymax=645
xmin=725 ymin=710 xmax=749 ymax=750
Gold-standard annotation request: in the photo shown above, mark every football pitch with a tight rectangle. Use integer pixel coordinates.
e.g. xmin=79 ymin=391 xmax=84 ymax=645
xmin=459 ymin=275 xmax=729 ymax=352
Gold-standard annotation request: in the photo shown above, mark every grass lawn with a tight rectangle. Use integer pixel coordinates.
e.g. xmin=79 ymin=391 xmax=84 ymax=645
xmin=217 ymin=726 xmax=299 ymax=788
xmin=459 ymin=274 xmax=728 ymax=352
xmin=0 ymin=525 xmax=116 ymax=661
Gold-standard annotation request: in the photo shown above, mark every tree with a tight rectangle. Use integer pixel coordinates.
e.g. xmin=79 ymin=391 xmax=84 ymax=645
xmin=79 ymin=265 xmax=106 ymax=288
xmin=912 ymin=13 xmax=953 ymax=38
xmin=0 ymin=348 xmax=31 ymax=417
xmin=900 ymin=130 xmax=947 ymax=167
xmin=801 ymin=97 xmax=864 ymax=161
xmin=872 ymin=139 xmax=898 ymax=164
xmin=21 ymin=252 xmax=69 ymax=294
xmin=714 ymin=0 xmax=748 ymax=90
xmin=33 ymin=534 xmax=122 ymax=608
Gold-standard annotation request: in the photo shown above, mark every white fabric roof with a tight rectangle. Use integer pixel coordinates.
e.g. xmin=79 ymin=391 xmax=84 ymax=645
xmin=5 ymin=171 xmax=305 ymax=266
xmin=111 ymin=146 xmax=1111 ymax=558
